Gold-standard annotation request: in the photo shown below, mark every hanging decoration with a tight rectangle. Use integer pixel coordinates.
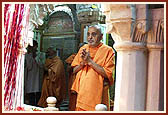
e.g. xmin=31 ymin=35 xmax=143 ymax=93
xmin=3 ymin=4 xmax=30 ymax=111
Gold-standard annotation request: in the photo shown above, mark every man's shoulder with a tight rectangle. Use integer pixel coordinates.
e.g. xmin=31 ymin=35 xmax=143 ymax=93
xmin=53 ymin=56 xmax=61 ymax=60
xmin=100 ymin=44 xmax=115 ymax=55
xmin=52 ymin=56 xmax=64 ymax=65
xmin=101 ymin=44 xmax=113 ymax=50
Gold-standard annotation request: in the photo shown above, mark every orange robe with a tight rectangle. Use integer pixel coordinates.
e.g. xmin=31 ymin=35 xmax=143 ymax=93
xmin=102 ymin=81 xmax=110 ymax=111
xmin=37 ymin=56 xmax=66 ymax=108
xmin=71 ymin=43 xmax=115 ymax=110
xmin=65 ymin=53 xmax=77 ymax=111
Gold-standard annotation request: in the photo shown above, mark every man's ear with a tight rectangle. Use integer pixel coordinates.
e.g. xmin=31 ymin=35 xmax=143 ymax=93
xmin=99 ymin=34 xmax=103 ymax=40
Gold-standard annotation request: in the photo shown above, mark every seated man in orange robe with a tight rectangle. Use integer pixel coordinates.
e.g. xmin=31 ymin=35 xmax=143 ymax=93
xmin=71 ymin=25 xmax=115 ymax=111
xmin=37 ymin=46 xmax=66 ymax=108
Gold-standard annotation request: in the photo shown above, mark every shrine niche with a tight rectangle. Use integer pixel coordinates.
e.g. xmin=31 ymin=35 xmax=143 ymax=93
xmin=46 ymin=11 xmax=73 ymax=33
xmin=43 ymin=11 xmax=73 ymax=34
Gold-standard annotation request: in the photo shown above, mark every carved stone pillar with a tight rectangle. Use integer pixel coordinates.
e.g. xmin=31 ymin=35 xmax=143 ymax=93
xmin=103 ymin=4 xmax=149 ymax=111
xmin=114 ymin=42 xmax=147 ymax=111
xmin=146 ymin=8 xmax=164 ymax=111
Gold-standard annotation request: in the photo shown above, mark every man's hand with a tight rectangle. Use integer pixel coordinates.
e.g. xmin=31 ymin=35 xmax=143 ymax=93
xmin=48 ymin=69 xmax=52 ymax=76
xmin=80 ymin=48 xmax=108 ymax=79
xmin=32 ymin=52 xmax=37 ymax=58
xmin=72 ymin=49 xmax=90 ymax=74
xmin=80 ymin=48 xmax=91 ymax=63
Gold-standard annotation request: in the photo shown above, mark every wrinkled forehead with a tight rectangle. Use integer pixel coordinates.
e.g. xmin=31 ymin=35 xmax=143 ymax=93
xmin=88 ymin=27 xmax=100 ymax=33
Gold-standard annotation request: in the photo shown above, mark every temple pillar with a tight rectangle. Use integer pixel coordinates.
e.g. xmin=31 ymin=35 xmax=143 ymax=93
xmin=103 ymin=4 xmax=149 ymax=111
xmin=103 ymin=4 xmax=164 ymax=111
xmin=146 ymin=8 xmax=164 ymax=111
xmin=114 ymin=42 xmax=147 ymax=111
xmin=146 ymin=43 xmax=164 ymax=111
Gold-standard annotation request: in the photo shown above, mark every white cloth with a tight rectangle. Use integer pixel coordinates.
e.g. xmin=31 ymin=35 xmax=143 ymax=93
xmin=24 ymin=52 xmax=45 ymax=93
xmin=36 ymin=52 xmax=46 ymax=91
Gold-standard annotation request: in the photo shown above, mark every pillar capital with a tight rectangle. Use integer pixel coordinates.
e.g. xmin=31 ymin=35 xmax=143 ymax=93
xmin=114 ymin=41 xmax=147 ymax=51
xmin=147 ymin=43 xmax=164 ymax=51
xmin=103 ymin=4 xmax=150 ymax=43
xmin=147 ymin=9 xmax=164 ymax=44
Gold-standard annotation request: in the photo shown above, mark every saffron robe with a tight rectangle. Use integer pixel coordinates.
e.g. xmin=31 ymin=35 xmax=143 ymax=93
xmin=65 ymin=53 xmax=77 ymax=111
xmin=37 ymin=56 xmax=66 ymax=108
xmin=71 ymin=43 xmax=115 ymax=110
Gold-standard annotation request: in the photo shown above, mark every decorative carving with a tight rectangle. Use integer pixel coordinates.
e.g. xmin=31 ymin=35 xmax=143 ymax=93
xmin=45 ymin=12 xmax=73 ymax=33
xmin=107 ymin=21 xmax=133 ymax=42
xmin=103 ymin=4 xmax=136 ymax=42
xmin=77 ymin=11 xmax=100 ymax=23
xmin=147 ymin=19 xmax=164 ymax=44
xmin=155 ymin=19 xmax=164 ymax=43
xmin=29 ymin=4 xmax=75 ymax=31
xmin=76 ymin=4 xmax=105 ymax=24
xmin=131 ymin=21 xmax=148 ymax=42
xmin=49 ymin=5 xmax=75 ymax=32
xmin=147 ymin=8 xmax=164 ymax=44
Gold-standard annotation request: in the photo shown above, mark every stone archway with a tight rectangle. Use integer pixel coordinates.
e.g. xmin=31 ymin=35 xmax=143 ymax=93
xmin=49 ymin=5 xmax=76 ymax=32
xmin=29 ymin=4 xmax=76 ymax=32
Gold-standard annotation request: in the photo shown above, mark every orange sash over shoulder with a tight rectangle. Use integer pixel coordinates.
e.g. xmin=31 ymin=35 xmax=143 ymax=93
xmin=71 ymin=43 xmax=115 ymax=110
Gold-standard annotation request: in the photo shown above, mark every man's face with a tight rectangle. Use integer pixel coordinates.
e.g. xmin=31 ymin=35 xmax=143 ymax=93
xmin=46 ymin=48 xmax=55 ymax=57
xmin=33 ymin=45 xmax=38 ymax=52
xmin=87 ymin=27 xmax=102 ymax=47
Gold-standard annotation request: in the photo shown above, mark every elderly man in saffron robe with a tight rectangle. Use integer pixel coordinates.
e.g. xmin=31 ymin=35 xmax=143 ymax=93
xmin=71 ymin=25 xmax=115 ymax=111
xmin=37 ymin=46 xmax=66 ymax=108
